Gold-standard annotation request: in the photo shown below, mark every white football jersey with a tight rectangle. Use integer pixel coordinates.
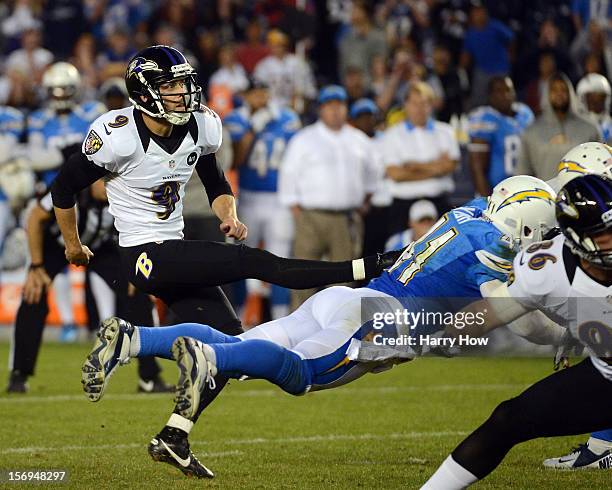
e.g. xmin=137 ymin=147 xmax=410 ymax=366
xmin=508 ymin=234 xmax=612 ymax=380
xmin=82 ymin=105 xmax=222 ymax=246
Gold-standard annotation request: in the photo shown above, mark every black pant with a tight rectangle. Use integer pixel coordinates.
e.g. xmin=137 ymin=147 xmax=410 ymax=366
xmin=120 ymin=240 xmax=361 ymax=294
xmin=10 ymin=239 xmax=161 ymax=380
xmin=452 ymin=358 xmax=612 ymax=479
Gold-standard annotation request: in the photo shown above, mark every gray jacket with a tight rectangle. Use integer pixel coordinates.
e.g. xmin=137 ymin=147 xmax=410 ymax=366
xmin=518 ymin=74 xmax=601 ymax=181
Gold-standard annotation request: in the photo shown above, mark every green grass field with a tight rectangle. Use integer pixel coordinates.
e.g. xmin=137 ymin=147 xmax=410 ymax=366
xmin=0 ymin=342 xmax=608 ymax=489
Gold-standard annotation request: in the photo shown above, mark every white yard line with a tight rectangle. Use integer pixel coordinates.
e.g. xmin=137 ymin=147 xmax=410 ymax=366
xmin=0 ymin=432 xmax=466 ymax=455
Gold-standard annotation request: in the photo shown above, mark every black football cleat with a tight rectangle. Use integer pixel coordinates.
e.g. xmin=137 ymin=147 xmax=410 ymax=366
xmin=6 ymin=371 xmax=28 ymax=393
xmin=148 ymin=430 xmax=214 ymax=478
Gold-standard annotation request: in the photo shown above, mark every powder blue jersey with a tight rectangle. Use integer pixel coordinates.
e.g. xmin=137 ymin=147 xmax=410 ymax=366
xmin=469 ymin=103 xmax=534 ymax=187
xmin=28 ymin=101 xmax=105 ymax=186
xmin=368 ymin=204 xmax=515 ymax=300
xmin=384 ymin=198 xmax=488 ymax=252
xmin=225 ymin=105 xmax=300 ymax=192
xmin=0 ymin=106 xmax=24 ymax=140
xmin=0 ymin=106 xmax=24 ymax=201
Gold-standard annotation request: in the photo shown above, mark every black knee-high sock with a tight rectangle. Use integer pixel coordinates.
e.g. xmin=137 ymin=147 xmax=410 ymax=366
xmin=239 ymin=246 xmax=380 ymax=288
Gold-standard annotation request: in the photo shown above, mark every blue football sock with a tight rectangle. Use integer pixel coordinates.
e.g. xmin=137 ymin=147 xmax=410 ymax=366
xmin=211 ymin=339 xmax=311 ymax=395
xmin=591 ymin=429 xmax=612 ymax=443
xmin=138 ymin=323 xmax=240 ymax=359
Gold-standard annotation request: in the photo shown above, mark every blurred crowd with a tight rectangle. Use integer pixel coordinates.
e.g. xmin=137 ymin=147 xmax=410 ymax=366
xmin=0 ymin=0 xmax=611 ymax=325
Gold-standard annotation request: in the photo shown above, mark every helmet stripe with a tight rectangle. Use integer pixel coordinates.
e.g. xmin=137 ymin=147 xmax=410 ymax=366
xmin=161 ymin=46 xmax=179 ymax=65
xmin=582 ymin=176 xmax=611 ymax=212
xmin=591 ymin=174 xmax=612 ymax=203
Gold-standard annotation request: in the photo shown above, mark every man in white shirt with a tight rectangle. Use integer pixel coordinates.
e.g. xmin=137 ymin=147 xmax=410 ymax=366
xmin=253 ymin=29 xmax=316 ymax=112
xmin=379 ymin=81 xmax=460 ymax=236
xmin=279 ymin=85 xmax=381 ymax=309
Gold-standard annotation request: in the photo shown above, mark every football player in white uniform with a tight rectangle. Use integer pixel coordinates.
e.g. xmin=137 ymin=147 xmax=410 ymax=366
xmin=422 ymin=174 xmax=612 ymax=489
xmin=49 ymin=45 xmax=397 ymax=478
xmin=536 ymin=141 xmax=612 ymax=469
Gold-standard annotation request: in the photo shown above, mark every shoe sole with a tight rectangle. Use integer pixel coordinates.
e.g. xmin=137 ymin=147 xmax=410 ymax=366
xmin=148 ymin=439 xmax=214 ymax=478
xmin=172 ymin=337 xmax=206 ymax=420
xmin=81 ymin=318 xmax=124 ymax=402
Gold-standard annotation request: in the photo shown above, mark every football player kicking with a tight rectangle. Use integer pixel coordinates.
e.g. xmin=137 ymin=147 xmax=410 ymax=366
xmin=93 ymin=175 xmax=564 ymax=478
xmin=422 ymin=174 xmax=612 ymax=489
xmin=50 ymin=45 xmax=397 ymax=477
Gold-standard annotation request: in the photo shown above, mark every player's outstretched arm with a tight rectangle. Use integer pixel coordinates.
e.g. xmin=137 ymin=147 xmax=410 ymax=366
xmin=51 ymin=152 xmax=109 ymax=266
xmin=445 ymin=281 xmax=530 ymax=339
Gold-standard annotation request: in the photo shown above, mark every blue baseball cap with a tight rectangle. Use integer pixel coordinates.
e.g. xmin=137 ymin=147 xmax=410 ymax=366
xmin=318 ymin=85 xmax=347 ymax=104
xmin=349 ymin=98 xmax=379 ymax=119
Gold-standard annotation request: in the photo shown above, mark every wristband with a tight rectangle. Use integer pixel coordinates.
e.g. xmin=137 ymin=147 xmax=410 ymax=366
xmin=29 ymin=263 xmax=44 ymax=269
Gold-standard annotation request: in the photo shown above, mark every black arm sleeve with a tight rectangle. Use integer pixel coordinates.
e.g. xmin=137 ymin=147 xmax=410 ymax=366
xmin=50 ymin=152 xmax=110 ymax=209
xmin=195 ymin=153 xmax=234 ymax=206
xmin=60 ymin=143 xmax=82 ymax=164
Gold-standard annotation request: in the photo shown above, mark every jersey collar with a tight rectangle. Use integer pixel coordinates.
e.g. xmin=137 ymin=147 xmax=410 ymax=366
xmin=404 ymin=118 xmax=435 ymax=132
xmin=134 ymin=109 xmax=198 ymax=154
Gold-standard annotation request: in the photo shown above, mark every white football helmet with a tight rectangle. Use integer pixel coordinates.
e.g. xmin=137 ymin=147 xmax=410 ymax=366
xmin=556 ymin=142 xmax=612 ymax=189
xmin=483 ymin=175 xmax=557 ymax=249
xmin=576 ymin=73 xmax=611 ymax=114
xmin=42 ymin=62 xmax=81 ymax=111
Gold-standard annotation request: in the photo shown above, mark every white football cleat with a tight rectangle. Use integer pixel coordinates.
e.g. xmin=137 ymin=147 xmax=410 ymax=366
xmin=543 ymin=441 xmax=612 ymax=469
xmin=172 ymin=337 xmax=217 ymax=420
xmin=81 ymin=317 xmax=133 ymax=402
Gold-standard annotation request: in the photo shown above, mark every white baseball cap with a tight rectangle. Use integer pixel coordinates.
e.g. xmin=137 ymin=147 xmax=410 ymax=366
xmin=409 ymin=199 xmax=438 ymax=223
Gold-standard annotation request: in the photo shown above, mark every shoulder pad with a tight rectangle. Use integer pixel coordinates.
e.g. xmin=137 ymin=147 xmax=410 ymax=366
xmin=514 ymin=102 xmax=535 ymax=126
xmin=82 ymin=110 xmax=138 ymax=172
xmin=463 ymin=196 xmax=487 ymax=211
xmin=509 ymin=235 xmax=567 ymax=299
xmin=194 ymin=105 xmax=222 ymax=154
xmin=468 ymin=107 xmax=497 ymax=134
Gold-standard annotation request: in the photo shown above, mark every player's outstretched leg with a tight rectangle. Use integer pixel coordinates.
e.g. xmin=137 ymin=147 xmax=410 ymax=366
xmin=147 ymin=337 xmax=214 ymax=479
xmin=81 ymin=317 xmax=134 ymax=402
xmin=82 ymin=319 xmax=237 ymax=401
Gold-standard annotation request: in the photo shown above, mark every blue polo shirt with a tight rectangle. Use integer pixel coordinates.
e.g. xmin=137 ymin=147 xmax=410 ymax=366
xmin=463 ymin=19 xmax=514 ymax=74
